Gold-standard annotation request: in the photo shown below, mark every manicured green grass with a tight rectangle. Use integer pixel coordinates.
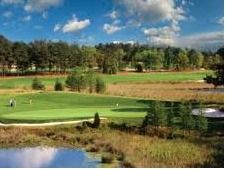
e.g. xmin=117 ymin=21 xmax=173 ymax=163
xmin=0 ymin=70 xmax=211 ymax=89
xmin=101 ymin=71 xmax=211 ymax=83
xmin=0 ymin=92 xmax=222 ymax=135
xmin=0 ymin=92 xmax=149 ymax=122
xmin=0 ymin=77 xmax=64 ymax=89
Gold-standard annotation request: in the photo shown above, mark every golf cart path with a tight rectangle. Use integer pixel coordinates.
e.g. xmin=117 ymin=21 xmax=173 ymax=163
xmin=0 ymin=118 xmax=107 ymax=127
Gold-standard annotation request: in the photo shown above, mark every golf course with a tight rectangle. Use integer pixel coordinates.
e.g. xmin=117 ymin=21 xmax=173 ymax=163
xmin=0 ymin=70 xmax=218 ymax=124
xmin=0 ymin=1 xmax=223 ymax=165
xmin=0 ymin=92 xmax=150 ymax=123
xmin=0 ymin=67 xmax=223 ymax=167
xmin=0 ymin=70 xmax=209 ymax=89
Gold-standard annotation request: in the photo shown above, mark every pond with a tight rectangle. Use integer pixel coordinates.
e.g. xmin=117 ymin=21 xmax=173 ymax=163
xmin=0 ymin=147 xmax=101 ymax=168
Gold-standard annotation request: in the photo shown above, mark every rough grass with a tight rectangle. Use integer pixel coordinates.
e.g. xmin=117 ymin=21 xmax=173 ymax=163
xmin=106 ymin=132 xmax=206 ymax=167
xmin=106 ymin=82 xmax=224 ymax=103
xmin=0 ymin=125 xmax=222 ymax=168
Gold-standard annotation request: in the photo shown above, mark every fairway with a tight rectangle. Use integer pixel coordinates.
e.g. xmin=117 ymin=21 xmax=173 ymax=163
xmin=0 ymin=92 xmax=150 ymax=123
xmin=0 ymin=71 xmax=210 ymax=89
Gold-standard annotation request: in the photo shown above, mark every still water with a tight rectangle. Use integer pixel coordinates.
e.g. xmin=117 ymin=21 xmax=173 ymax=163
xmin=0 ymin=147 xmax=101 ymax=168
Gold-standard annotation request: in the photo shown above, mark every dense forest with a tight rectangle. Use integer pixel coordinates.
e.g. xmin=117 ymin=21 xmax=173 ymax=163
xmin=0 ymin=35 xmax=223 ymax=76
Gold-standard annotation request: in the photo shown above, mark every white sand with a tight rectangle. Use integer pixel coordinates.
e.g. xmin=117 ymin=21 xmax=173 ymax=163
xmin=192 ymin=108 xmax=224 ymax=118
xmin=0 ymin=118 xmax=107 ymax=127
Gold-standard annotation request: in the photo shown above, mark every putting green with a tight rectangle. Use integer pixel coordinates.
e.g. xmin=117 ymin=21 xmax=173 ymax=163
xmin=1 ymin=108 xmax=146 ymax=120
xmin=0 ymin=92 xmax=150 ymax=123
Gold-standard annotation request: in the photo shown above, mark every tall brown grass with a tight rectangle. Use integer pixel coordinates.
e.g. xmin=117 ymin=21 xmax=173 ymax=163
xmin=0 ymin=125 xmax=222 ymax=167
xmin=106 ymin=82 xmax=224 ymax=103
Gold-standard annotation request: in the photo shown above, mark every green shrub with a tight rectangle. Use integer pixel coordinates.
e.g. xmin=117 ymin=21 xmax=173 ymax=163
xmin=54 ymin=80 xmax=64 ymax=91
xmin=65 ymin=67 xmax=87 ymax=92
xmin=95 ymin=77 xmax=106 ymax=93
xmin=32 ymin=78 xmax=45 ymax=90
xmin=103 ymin=62 xmax=118 ymax=74
xmin=135 ymin=63 xmax=143 ymax=72
xmin=93 ymin=112 xmax=100 ymax=128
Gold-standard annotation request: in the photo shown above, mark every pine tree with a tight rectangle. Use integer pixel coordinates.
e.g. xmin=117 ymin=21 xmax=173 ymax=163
xmin=93 ymin=112 xmax=100 ymax=128
xmin=143 ymin=101 xmax=166 ymax=136
xmin=179 ymin=102 xmax=196 ymax=136
xmin=95 ymin=76 xmax=106 ymax=93
xmin=196 ymin=103 xmax=208 ymax=138
xmin=167 ymin=102 xmax=175 ymax=138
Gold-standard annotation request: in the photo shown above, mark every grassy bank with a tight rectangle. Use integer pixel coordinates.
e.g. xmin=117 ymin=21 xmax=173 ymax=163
xmin=0 ymin=124 xmax=223 ymax=167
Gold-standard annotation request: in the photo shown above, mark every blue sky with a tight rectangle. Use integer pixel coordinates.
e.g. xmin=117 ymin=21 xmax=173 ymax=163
xmin=0 ymin=0 xmax=224 ymax=47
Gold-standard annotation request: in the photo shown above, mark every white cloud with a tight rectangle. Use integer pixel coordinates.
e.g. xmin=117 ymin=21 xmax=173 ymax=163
xmin=108 ymin=10 xmax=119 ymax=19
xmin=116 ymin=0 xmax=186 ymax=24
xmin=42 ymin=11 xmax=48 ymax=19
xmin=113 ymin=40 xmax=136 ymax=45
xmin=217 ymin=17 xmax=224 ymax=25
xmin=53 ymin=24 xmax=61 ymax=32
xmin=103 ymin=23 xmax=125 ymax=34
xmin=176 ymin=31 xmax=224 ymax=48
xmin=0 ymin=147 xmax=57 ymax=167
xmin=115 ymin=0 xmax=187 ymax=43
xmin=62 ymin=14 xmax=90 ymax=33
xmin=55 ymin=14 xmax=90 ymax=33
xmin=143 ymin=21 xmax=180 ymax=46
xmin=0 ymin=0 xmax=24 ymax=5
xmin=104 ymin=10 xmax=124 ymax=34
xmin=144 ymin=21 xmax=224 ymax=48
xmin=3 ymin=11 xmax=13 ymax=18
xmin=24 ymin=0 xmax=63 ymax=12
xmin=22 ymin=15 xmax=31 ymax=21
xmin=103 ymin=17 xmax=125 ymax=35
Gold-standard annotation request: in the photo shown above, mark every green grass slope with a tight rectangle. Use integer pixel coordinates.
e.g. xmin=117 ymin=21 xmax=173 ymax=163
xmin=0 ymin=71 xmax=210 ymax=89
xmin=0 ymin=92 xmax=150 ymax=123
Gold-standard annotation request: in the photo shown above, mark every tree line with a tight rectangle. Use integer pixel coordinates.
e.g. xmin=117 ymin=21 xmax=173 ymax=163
xmin=0 ymin=35 xmax=223 ymax=76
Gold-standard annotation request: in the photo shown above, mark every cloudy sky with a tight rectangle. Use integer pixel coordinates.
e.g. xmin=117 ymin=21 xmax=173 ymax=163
xmin=0 ymin=0 xmax=224 ymax=47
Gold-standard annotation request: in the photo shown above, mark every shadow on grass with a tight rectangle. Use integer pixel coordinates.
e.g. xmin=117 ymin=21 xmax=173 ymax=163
xmin=111 ymin=107 xmax=148 ymax=112
xmin=136 ymin=99 xmax=181 ymax=108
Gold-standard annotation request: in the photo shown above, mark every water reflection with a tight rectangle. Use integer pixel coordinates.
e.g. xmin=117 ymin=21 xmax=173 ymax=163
xmin=0 ymin=147 xmax=100 ymax=168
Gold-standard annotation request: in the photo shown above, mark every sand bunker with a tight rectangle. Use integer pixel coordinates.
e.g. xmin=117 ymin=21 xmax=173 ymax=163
xmin=192 ymin=108 xmax=224 ymax=118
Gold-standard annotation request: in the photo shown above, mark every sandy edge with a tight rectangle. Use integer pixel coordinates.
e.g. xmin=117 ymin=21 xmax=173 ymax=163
xmin=0 ymin=118 xmax=107 ymax=127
